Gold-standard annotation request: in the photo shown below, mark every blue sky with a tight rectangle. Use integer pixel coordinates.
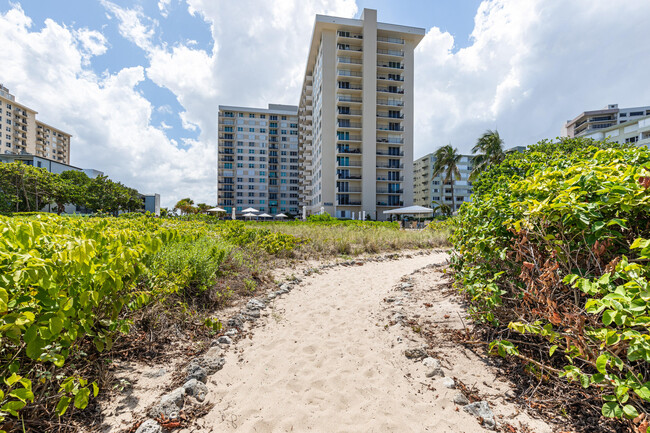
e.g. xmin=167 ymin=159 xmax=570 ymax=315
xmin=1 ymin=0 xmax=649 ymax=206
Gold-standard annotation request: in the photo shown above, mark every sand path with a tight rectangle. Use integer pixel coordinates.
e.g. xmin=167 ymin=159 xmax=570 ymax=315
xmin=184 ymin=252 xmax=491 ymax=432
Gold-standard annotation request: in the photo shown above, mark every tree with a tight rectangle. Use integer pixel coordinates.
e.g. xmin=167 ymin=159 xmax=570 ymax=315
xmin=431 ymin=200 xmax=452 ymax=218
xmin=432 ymin=145 xmax=462 ymax=214
xmin=196 ymin=203 xmax=211 ymax=214
xmin=52 ymin=170 xmax=90 ymax=214
xmin=174 ymin=198 xmax=196 ymax=215
xmin=470 ymin=129 xmax=505 ymax=181
xmin=0 ymin=162 xmax=55 ymax=212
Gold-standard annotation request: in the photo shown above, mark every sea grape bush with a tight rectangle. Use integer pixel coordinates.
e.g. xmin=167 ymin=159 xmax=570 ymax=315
xmin=451 ymin=138 xmax=650 ymax=425
xmin=0 ymin=214 xmax=301 ymax=427
xmin=0 ymin=215 xmax=177 ymax=426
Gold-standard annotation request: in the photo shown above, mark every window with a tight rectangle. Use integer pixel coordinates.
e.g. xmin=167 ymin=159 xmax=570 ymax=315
xmin=238 ymin=113 xmax=244 ymax=117
xmin=249 ymin=113 xmax=255 ymax=118
xmin=249 ymin=128 xmax=254 ymax=132
xmin=237 ymin=127 xmax=243 ymax=131
xmin=625 ymin=136 xmax=639 ymax=143
xmin=630 ymin=111 xmax=644 ymax=116
xmin=260 ymin=114 xmax=266 ymax=119
xmin=620 ymin=113 xmax=627 ymax=117
xmin=281 ymin=116 xmax=286 ymax=120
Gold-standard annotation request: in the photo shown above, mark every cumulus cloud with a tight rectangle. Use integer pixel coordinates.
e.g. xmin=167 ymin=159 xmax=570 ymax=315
xmin=100 ymin=0 xmax=156 ymax=51
xmin=158 ymin=0 xmax=172 ymax=18
xmin=0 ymin=5 xmax=214 ymax=205
xmin=414 ymin=0 xmax=650 ymax=156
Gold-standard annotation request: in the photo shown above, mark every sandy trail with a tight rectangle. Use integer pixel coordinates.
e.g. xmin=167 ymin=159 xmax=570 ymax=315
xmin=184 ymin=252 xmax=499 ymax=432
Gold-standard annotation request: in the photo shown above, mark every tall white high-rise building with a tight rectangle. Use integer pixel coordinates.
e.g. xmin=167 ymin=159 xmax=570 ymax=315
xmin=217 ymin=104 xmax=300 ymax=216
xmin=298 ymin=9 xmax=425 ymax=220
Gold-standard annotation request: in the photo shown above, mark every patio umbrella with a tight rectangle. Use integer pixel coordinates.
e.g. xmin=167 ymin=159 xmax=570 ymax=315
xmin=242 ymin=207 xmax=259 ymax=213
xmin=231 ymin=207 xmax=236 ymax=220
xmin=242 ymin=212 xmax=257 ymax=219
xmin=258 ymin=213 xmax=272 ymax=219
xmin=275 ymin=213 xmax=287 ymax=219
xmin=207 ymin=207 xmax=226 ymax=213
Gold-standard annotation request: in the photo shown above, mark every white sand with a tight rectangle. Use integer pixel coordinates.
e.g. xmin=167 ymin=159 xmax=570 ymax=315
xmin=182 ymin=253 xmax=551 ymax=432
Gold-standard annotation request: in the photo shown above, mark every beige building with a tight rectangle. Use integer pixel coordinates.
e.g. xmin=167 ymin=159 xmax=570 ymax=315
xmin=562 ymin=104 xmax=650 ymax=138
xmin=583 ymin=114 xmax=650 ymax=148
xmin=217 ymin=104 xmax=300 ymax=216
xmin=0 ymin=85 xmax=71 ymax=164
xmin=413 ymin=153 xmax=473 ymax=213
xmin=298 ymin=9 xmax=425 ymax=220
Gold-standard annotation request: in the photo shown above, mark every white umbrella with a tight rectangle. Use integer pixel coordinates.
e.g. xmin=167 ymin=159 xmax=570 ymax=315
xmin=207 ymin=207 xmax=226 ymax=213
xmin=302 ymin=206 xmax=306 ymax=221
xmin=242 ymin=207 xmax=259 ymax=213
xmin=258 ymin=213 xmax=272 ymax=219
xmin=382 ymin=205 xmax=433 ymax=215
xmin=243 ymin=212 xmax=257 ymax=219
xmin=231 ymin=207 xmax=236 ymax=220
xmin=275 ymin=213 xmax=288 ymax=219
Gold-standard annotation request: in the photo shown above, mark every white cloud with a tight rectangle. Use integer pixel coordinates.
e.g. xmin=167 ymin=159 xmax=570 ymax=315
xmin=100 ymin=0 xmax=156 ymax=51
xmin=414 ymin=0 xmax=650 ymax=157
xmin=0 ymin=5 xmax=214 ymax=206
xmin=160 ymin=121 xmax=172 ymax=130
xmin=74 ymin=28 xmax=108 ymax=63
xmin=158 ymin=0 xmax=172 ymax=18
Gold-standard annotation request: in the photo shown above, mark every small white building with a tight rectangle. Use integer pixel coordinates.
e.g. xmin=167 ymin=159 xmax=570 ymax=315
xmin=583 ymin=115 xmax=650 ymax=148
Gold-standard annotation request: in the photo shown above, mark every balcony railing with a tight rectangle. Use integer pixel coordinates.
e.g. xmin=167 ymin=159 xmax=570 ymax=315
xmin=337 ymin=200 xmax=362 ymax=206
xmin=338 ymin=174 xmax=362 ymax=180
xmin=338 ymin=69 xmax=363 ymax=77
xmin=377 ymin=99 xmax=404 ymax=107
xmin=377 ymin=201 xmax=404 ymax=206
xmin=377 ymin=87 xmax=404 ymax=94
xmin=338 ymin=45 xmax=363 ymax=52
xmin=338 ymin=57 xmax=362 ymax=65
xmin=377 ymin=49 xmax=404 ymax=57
xmin=377 ymin=176 xmax=405 ymax=181
xmin=377 ymin=189 xmax=404 ymax=194
xmin=377 ymin=75 xmax=404 ymax=82
xmin=376 ymin=163 xmax=404 ymax=168
xmin=338 ymin=84 xmax=363 ymax=90
xmin=377 ymin=112 xmax=404 ymax=119
xmin=338 ymin=109 xmax=362 ymax=116
xmin=376 ymin=150 xmax=404 ymax=156
xmin=377 ymin=62 xmax=404 ymax=69
xmin=337 ymin=96 xmax=362 ymax=103
xmin=377 ymin=137 xmax=404 ymax=144
xmin=338 ymin=121 xmax=362 ymax=128
xmin=337 ymin=160 xmax=362 ymax=167
xmin=337 ymin=147 xmax=361 ymax=154
xmin=376 ymin=125 xmax=404 ymax=132
xmin=336 ymin=187 xmax=362 ymax=193
xmin=338 ymin=31 xmax=362 ymax=39
xmin=377 ymin=36 xmax=405 ymax=44
xmin=337 ymin=134 xmax=362 ymax=141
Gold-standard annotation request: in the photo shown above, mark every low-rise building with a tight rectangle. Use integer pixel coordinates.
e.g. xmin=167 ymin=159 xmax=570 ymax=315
xmin=562 ymin=104 xmax=650 ymax=138
xmin=413 ymin=153 xmax=473 ymax=213
xmin=0 ymin=85 xmax=71 ymax=164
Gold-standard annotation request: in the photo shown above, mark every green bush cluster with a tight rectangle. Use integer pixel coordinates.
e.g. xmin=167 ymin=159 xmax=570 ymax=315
xmin=451 ymin=137 xmax=650 ymax=424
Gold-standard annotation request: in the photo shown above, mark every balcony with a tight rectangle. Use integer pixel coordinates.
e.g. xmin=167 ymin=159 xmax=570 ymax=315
xmin=377 ymin=49 xmax=404 ymax=57
xmin=377 ymin=36 xmax=405 ymax=44
xmin=338 ymin=69 xmax=363 ymax=78
xmin=336 ymin=187 xmax=362 ymax=193
xmin=377 ymin=137 xmax=404 ymax=144
xmin=337 ymin=31 xmax=363 ymax=40
xmin=337 ymin=200 xmax=362 ymax=206
xmin=377 ymin=74 xmax=404 ymax=82
xmin=337 ymin=160 xmax=362 ymax=167
xmin=377 ymin=62 xmax=404 ymax=69
xmin=338 ymin=174 xmax=362 ymax=180
xmin=337 ymin=45 xmax=363 ymax=52
xmin=376 ymin=150 xmax=404 ymax=156
xmin=337 ymin=121 xmax=362 ymax=128
xmin=377 ymin=189 xmax=404 ymax=194
xmin=377 ymin=125 xmax=404 ymax=132
xmin=377 ymin=87 xmax=404 ymax=94
xmin=337 ymin=147 xmax=361 ymax=154
xmin=337 ymin=95 xmax=362 ymax=104
xmin=376 ymin=163 xmax=404 ymax=169
xmin=337 ymin=134 xmax=362 ymax=142
xmin=338 ymin=84 xmax=363 ymax=91
xmin=337 ymin=57 xmax=362 ymax=65
xmin=377 ymin=201 xmax=404 ymax=207
xmin=338 ymin=109 xmax=362 ymax=116
xmin=377 ymin=112 xmax=404 ymax=119
xmin=377 ymin=99 xmax=404 ymax=107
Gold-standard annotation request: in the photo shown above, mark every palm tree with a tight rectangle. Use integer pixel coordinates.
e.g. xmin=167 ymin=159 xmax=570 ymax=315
xmin=470 ymin=129 xmax=505 ymax=181
xmin=174 ymin=197 xmax=195 ymax=215
xmin=432 ymin=145 xmax=462 ymax=214
xmin=431 ymin=200 xmax=452 ymax=218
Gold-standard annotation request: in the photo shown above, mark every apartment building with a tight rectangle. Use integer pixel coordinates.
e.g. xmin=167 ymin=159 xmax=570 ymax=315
xmin=297 ymin=9 xmax=425 ymax=220
xmin=562 ymin=104 xmax=650 ymax=138
xmin=217 ymin=104 xmax=300 ymax=216
xmin=582 ymin=114 xmax=650 ymax=147
xmin=0 ymin=85 xmax=71 ymax=164
xmin=413 ymin=153 xmax=473 ymax=213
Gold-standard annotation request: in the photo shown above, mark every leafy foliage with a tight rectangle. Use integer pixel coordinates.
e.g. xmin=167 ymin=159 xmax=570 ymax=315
xmin=451 ymin=137 xmax=650 ymax=424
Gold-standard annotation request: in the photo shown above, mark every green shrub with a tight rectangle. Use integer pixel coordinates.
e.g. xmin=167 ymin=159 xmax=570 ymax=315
xmin=451 ymin=137 xmax=650 ymax=423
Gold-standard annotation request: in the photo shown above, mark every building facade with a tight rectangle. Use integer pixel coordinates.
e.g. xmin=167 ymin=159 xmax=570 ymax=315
xmin=562 ymin=104 xmax=650 ymax=138
xmin=0 ymin=85 xmax=71 ymax=164
xmin=297 ymin=9 xmax=425 ymax=220
xmin=217 ymin=104 xmax=300 ymax=216
xmin=582 ymin=115 xmax=650 ymax=147
xmin=413 ymin=153 xmax=473 ymax=213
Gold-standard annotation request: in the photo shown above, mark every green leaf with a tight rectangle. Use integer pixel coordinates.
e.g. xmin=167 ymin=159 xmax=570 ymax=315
xmin=73 ymin=387 xmax=90 ymax=409
xmin=602 ymin=310 xmax=616 ymax=326
xmin=602 ymin=402 xmax=622 ymax=418
xmin=8 ymin=388 xmax=34 ymax=403
xmin=92 ymin=382 xmax=99 ymax=398
xmin=1 ymin=400 xmax=26 ymax=417
xmin=622 ymin=404 xmax=639 ymax=419
xmin=596 ymin=354 xmax=608 ymax=374
xmin=549 ymin=345 xmax=558 ymax=357
xmin=49 ymin=317 xmax=64 ymax=335
xmin=0 ymin=287 xmax=8 ymax=313
xmin=56 ymin=396 xmax=71 ymax=416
